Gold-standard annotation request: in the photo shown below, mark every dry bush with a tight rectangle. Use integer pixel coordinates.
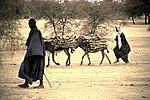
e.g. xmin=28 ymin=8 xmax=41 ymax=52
xmin=0 ymin=0 xmax=25 ymax=65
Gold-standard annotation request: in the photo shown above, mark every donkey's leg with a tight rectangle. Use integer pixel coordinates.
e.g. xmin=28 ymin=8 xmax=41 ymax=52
xmin=52 ymin=49 xmax=60 ymax=65
xmin=46 ymin=56 xmax=50 ymax=67
xmin=100 ymin=51 xmax=105 ymax=65
xmin=80 ymin=52 xmax=87 ymax=65
xmin=87 ymin=53 xmax=91 ymax=65
xmin=104 ymin=51 xmax=111 ymax=64
xmin=46 ymin=52 xmax=50 ymax=67
xmin=64 ymin=48 xmax=70 ymax=66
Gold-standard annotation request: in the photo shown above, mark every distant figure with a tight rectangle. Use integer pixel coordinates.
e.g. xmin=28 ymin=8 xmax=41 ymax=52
xmin=18 ymin=19 xmax=45 ymax=88
xmin=113 ymin=25 xmax=131 ymax=64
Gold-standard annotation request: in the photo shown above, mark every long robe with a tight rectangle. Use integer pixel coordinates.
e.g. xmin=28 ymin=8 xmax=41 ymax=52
xmin=113 ymin=32 xmax=131 ymax=63
xmin=18 ymin=27 xmax=45 ymax=84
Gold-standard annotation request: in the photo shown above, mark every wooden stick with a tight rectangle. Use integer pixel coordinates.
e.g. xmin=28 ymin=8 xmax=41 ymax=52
xmin=44 ymin=73 xmax=52 ymax=88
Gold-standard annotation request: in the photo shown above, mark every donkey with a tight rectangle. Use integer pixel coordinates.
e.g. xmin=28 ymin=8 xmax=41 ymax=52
xmin=44 ymin=41 xmax=74 ymax=67
xmin=75 ymin=36 xmax=111 ymax=65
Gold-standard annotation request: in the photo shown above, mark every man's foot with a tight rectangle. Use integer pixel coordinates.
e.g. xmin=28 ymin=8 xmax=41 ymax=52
xmin=114 ymin=60 xmax=119 ymax=63
xmin=18 ymin=84 xmax=29 ymax=88
xmin=33 ymin=85 xmax=44 ymax=88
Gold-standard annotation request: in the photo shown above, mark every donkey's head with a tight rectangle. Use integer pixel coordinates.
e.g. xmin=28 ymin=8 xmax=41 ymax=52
xmin=75 ymin=36 xmax=90 ymax=50
xmin=44 ymin=41 xmax=54 ymax=52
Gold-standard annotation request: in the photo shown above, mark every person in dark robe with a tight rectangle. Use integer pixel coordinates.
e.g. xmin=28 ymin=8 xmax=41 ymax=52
xmin=113 ymin=25 xmax=131 ymax=64
xmin=18 ymin=19 xmax=45 ymax=88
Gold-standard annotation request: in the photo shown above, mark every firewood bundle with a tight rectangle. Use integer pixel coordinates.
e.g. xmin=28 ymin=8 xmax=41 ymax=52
xmin=88 ymin=39 xmax=108 ymax=51
xmin=80 ymin=34 xmax=108 ymax=51
xmin=44 ymin=35 xmax=77 ymax=49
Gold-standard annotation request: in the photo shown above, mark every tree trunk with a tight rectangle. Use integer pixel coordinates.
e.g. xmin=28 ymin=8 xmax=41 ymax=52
xmin=145 ymin=16 xmax=148 ymax=24
xmin=131 ymin=16 xmax=135 ymax=24
xmin=144 ymin=12 xmax=148 ymax=24
xmin=148 ymin=15 xmax=150 ymax=24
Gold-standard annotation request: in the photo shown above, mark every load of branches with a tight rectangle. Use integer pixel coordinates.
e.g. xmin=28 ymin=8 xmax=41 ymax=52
xmin=44 ymin=35 xmax=77 ymax=49
xmin=79 ymin=33 xmax=108 ymax=52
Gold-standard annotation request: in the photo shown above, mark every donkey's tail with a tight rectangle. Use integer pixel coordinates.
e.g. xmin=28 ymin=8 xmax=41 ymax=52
xmin=71 ymin=48 xmax=75 ymax=53
xmin=106 ymin=48 xmax=109 ymax=53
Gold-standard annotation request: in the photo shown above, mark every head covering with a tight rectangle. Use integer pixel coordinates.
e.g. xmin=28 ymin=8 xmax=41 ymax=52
xmin=115 ymin=25 xmax=122 ymax=34
xmin=115 ymin=25 xmax=122 ymax=49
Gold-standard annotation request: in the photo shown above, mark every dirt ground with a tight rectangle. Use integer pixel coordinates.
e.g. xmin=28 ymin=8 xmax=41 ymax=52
xmin=0 ymin=21 xmax=150 ymax=100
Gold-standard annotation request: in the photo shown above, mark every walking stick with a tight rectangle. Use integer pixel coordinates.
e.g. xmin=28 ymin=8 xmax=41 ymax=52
xmin=44 ymin=73 xmax=52 ymax=88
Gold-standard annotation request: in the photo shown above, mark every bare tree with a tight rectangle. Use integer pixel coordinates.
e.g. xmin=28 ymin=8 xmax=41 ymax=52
xmin=30 ymin=0 xmax=79 ymax=37
xmin=76 ymin=0 xmax=115 ymax=35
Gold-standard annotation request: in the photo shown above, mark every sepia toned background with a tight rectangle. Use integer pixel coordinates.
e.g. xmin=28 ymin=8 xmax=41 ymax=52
xmin=0 ymin=0 xmax=150 ymax=100
xmin=0 ymin=19 xmax=150 ymax=100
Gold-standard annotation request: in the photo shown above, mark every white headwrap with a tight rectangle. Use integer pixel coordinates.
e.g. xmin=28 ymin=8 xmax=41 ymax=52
xmin=116 ymin=25 xmax=122 ymax=49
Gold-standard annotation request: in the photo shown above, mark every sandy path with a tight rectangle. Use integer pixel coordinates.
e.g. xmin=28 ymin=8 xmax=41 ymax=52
xmin=0 ymin=24 xmax=150 ymax=100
